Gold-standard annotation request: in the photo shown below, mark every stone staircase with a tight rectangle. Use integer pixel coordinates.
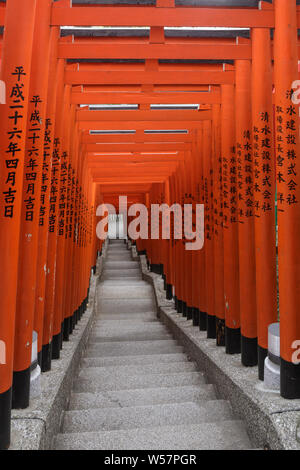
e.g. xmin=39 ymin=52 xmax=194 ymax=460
xmin=54 ymin=239 xmax=253 ymax=450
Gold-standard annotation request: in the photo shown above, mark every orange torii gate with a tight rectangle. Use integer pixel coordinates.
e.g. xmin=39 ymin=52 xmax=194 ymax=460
xmin=0 ymin=0 xmax=300 ymax=451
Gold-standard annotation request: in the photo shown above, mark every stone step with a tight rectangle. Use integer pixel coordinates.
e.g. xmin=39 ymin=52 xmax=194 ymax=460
xmin=90 ymin=332 xmax=173 ymax=343
xmin=96 ymin=314 xmax=157 ymax=322
xmin=98 ymin=298 xmax=155 ymax=314
xmin=68 ymin=384 xmax=217 ymax=410
xmin=105 ymin=258 xmax=133 ymax=263
xmin=98 ymin=285 xmax=153 ymax=299
xmin=73 ymin=371 xmax=204 ymax=393
xmin=92 ymin=323 xmax=167 ymax=334
xmin=62 ymin=401 xmax=233 ymax=434
xmin=55 ymin=420 xmax=252 ymax=450
xmin=81 ymin=352 xmax=189 ymax=368
xmin=106 ymin=252 xmax=132 ymax=257
xmin=100 ymin=279 xmax=147 ymax=286
xmin=85 ymin=339 xmax=180 ymax=357
xmin=78 ymin=361 xmax=197 ymax=377
xmin=101 ymin=269 xmax=141 ymax=279
xmin=104 ymin=261 xmax=139 ymax=270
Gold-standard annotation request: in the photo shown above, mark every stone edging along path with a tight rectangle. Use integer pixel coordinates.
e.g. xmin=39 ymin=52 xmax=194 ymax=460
xmin=133 ymin=246 xmax=300 ymax=451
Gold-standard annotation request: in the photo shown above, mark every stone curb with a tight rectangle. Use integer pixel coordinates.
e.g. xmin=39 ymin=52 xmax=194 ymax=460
xmin=139 ymin=255 xmax=300 ymax=451
xmin=9 ymin=250 xmax=107 ymax=450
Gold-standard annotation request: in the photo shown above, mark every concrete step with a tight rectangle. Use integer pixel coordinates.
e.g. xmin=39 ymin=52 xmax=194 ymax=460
xmin=98 ymin=299 xmax=155 ymax=314
xmin=73 ymin=371 xmax=205 ymax=392
xmin=55 ymin=420 xmax=252 ymax=450
xmin=85 ymin=339 xmax=180 ymax=357
xmin=90 ymin=332 xmax=173 ymax=343
xmin=96 ymin=314 xmax=157 ymax=322
xmin=62 ymin=400 xmax=233 ymax=434
xmin=106 ymin=255 xmax=132 ymax=260
xmin=78 ymin=361 xmax=197 ymax=377
xmin=98 ymin=285 xmax=153 ymax=299
xmin=68 ymin=384 xmax=217 ymax=410
xmin=99 ymin=279 xmax=147 ymax=286
xmin=104 ymin=261 xmax=139 ymax=270
xmin=92 ymin=323 xmax=167 ymax=334
xmin=81 ymin=352 xmax=190 ymax=368
xmin=105 ymin=258 xmax=133 ymax=263
xmin=101 ymin=269 xmax=141 ymax=279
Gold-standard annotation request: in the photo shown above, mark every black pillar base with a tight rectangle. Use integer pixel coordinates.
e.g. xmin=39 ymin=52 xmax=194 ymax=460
xmin=192 ymin=308 xmax=200 ymax=327
xmin=12 ymin=367 xmax=30 ymax=409
xmin=207 ymin=315 xmax=216 ymax=339
xmin=37 ymin=350 xmax=42 ymax=367
xmin=258 ymin=345 xmax=268 ymax=381
xmin=137 ymin=249 xmax=146 ymax=256
xmin=160 ymin=264 xmax=164 ymax=276
xmin=225 ymin=326 xmax=241 ymax=354
xmin=199 ymin=311 xmax=207 ymax=331
xmin=241 ymin=335 xmax=258 ymax=367
xmin=177 ymin=299 xmax=183 ymax=313
xmin=63 ymin=317 xmax=71 ymax=341
xmin=0 ymin=387 xmax=12 ymax=450
xmin=72 ymin=310 xmax=76 ymax=331
xmin=166 ymin=284 xmax=173 ymax=300
xmin=280 ymin=358 xmax=300 ymax=399
xmin=186 ymin=306 xmax=193 ymax=321
xmin=182 ymin=301 xmax=187 ymax=318
xmin=174 ymin=296 xmax=178 ymax=310
xmin=92 ymin=265 xmax=97 ymax=275
xmin=60 ymin=322 xmax=64 ymax=350
xmin=150 ymin=264 xmax=161 ymax=275
xmin=216 ymin=318 xmax=225 ymax=347
xmin=162 ymin=274 xmax=166 ymax=290
xmin=41 ymin=342 xmax=52 ymax=372
xmin=52 ymin=332 xmax=62 ymax=360
xmin=75 ymin=308 xmax=79 ymax=325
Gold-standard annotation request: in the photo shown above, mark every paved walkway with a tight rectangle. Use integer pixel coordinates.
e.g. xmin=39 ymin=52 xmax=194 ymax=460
xmin=55 ymin=240 xmax=252 ymax=450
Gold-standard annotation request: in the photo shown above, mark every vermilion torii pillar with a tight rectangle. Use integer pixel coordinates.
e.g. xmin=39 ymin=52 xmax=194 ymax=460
xmin=0 ymin=0 xmax=37 ymax=450
xmin=203 ymin=120 xmax=216 ymax=338
xmin=235 ymin=59 xmax=258 ymax=367
xmin=34 ymin=26 xmax=60 ymax=366
xmin=42 ymin=59 xmax=65 ymax=372
xmin=252 ymin=27 xmax=277 ymax=381
xmin=221 ymin=84 xmax=241 ymax=354
xmin=212 ymin=103 xmax=225 ymax=346
xmin=274 ymin=0 xmax=300 ymax=399
xmin=13 ymin=0 xmax=53 ymax=410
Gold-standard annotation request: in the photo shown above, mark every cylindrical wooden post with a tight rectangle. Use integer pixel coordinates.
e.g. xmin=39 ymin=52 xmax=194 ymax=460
xmin=203 ymin=120 xmax=216 ymax=338
xmin=13 ymin=0 xmax=52 ymax=409
xmin=0 ymin=0 xmax=37 ymax=448
xmin=235 ymin=59 xmax=258 ymax=366
xmin=221 ymin=84 xmax=241 ymax=354
xmin=252 ymin=28 xmax=277 ymax=380
xmin=42 ymin=60 xmax=65 ymax=372
xmin=34 ymin=27 xmax=60 ymax=365
xmin=212 ymin=103 xmax=225 ymax=346
xmin=274 ymin=0 xmax=300 ymax=398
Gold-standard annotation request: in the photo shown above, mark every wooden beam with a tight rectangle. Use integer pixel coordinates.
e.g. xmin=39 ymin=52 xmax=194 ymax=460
xmin=72 ymin=91 xmax=221 ymax=105
xmin=85 ymin=143 xmax=190 ymax=152
xmin=51 ymin=6 xmax=275 ymax=28
xmin=87 ymin=155 xmax=185 ymax=164
xmin=58 ymin=42 xmax=251 ymax=60
xmin=78 ymin=117 xmax=212 ymax=130
xmin=65 ymin=70 xmax=234 ymax=86
xmin=93 ymin=177 xmax=167 ymax=183
xmin=81 ymin=133 xmax=194 ymax=143
xmin=76 ymin=109 xmax=211 ymax=122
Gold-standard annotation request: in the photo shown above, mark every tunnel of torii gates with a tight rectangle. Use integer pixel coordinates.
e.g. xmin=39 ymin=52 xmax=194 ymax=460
xmin=1 ymin=0 xmax=300 ymax=450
